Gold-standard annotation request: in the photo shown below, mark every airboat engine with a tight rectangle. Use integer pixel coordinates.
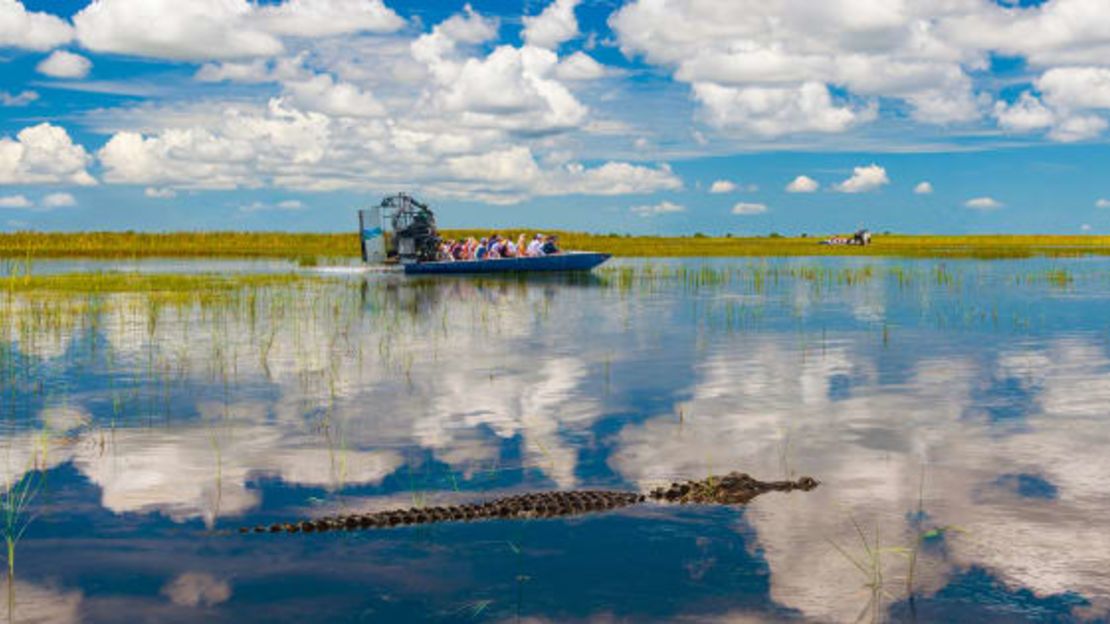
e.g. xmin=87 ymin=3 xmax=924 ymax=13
xmin=358 ymin=193 xmax=441 ymax=265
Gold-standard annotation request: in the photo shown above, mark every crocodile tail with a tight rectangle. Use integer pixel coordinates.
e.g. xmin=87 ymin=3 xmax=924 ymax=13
xmin=238 ymin=490 xmax=646 ymax=534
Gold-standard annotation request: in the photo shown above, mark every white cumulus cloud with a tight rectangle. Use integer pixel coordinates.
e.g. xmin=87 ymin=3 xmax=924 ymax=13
xmin=994 ymin=93 xmax=1056 ymax=132
xmin=421 ymin=44 xmax=587 ymax=133
xmin=282 ymin=73 xmax=385 ymax=118
xmin=36 ymin=50 xmax=92 ymax=79
xmin=195 ymin=55 xmax=307 ymax=84
xmin=609 ymin=0 xmax=985 ymax=136
xmin=709 ymin=180 xmax=736 ymax=194
xmin=72 ymin=0 xmax=404 ymax=61
xmin=239 ymin=199 xmax=305 ymax=213
xmin=442 ymin=147 xmax=681 ymax=203
xmin=835 ymin=164 xmax=889 ymax=193
xmin=144 ymin=187 xmax=176 ymax=199
xmin=1095 ymin=198 xmax=1110 ymax=208
xmin=630 ymin=200 xmax=684 ymax=217
xmin=1038 ymin=67 xmax=1110 ymax=111
xmin=554 ymin=51 xmax=610 ymax=81
xmin=96 ymin=100 xmax=330 ymax=190
xmin=409 ymin=6 xmax=591 ymax=137
xmin=0 ymin=0 xmax=73 ymax=51
xmin=522 ymin=0 xmax=580 ymax=50
xmin=47 ymin=5 xmax=680 ymax=206
xmin=42 ymin=192 xmax=76 ymax=208
xmin=0 ymin=123 xmax=96 ymax=186
xmin=607 ymin=0 xmax=1110 ymax=141
xmin=74 ymin=0 xmax=283 ymax=61
xmin=94 ymin=97 xmax=680 ymax=203
xmin=1048 ymin=114 xmax=1108 ymax=143
xmin=547 ymin=160 xmax=681 ymax=197
xmin=692 ymin=82 xmax=872 ymax=137
xmin=731 ymin=202 xmax=767 ymax=215
xmin=254 ymin=0 xmax=404 ymax=38
xmin=944 ymin=0 xmax=1110 ymax=67
xmin=0 ymin=194 xmax=32 ymax=208
xmin=914 ymin=181 xmax=934 ymax=195
xmin=965 ymin=196 xmax=1003 ymax=210
xmin=786 ymin=175 xmax=819 ymax=193
xmin=994 ymin=67 xmax=1110 ymax=142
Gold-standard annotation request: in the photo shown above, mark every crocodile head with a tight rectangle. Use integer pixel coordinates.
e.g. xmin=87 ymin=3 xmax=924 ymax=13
xmin=662 ymin=472 xmax=820 ymax=505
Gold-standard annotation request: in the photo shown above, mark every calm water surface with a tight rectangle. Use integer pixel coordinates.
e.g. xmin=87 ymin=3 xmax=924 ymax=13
xmin=2 ymin=257 xmax=1109 ymax=622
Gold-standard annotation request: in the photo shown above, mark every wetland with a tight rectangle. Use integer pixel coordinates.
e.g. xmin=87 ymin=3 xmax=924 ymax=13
xmin=0 ymin=256 xmax=1108 ymax=622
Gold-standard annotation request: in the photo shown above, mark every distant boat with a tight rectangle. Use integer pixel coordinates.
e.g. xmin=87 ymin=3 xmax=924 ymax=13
xmin=404 ymin=251 xmax=610 ymax=275
xmin=359 ymin=193 xmax=610 ymax=275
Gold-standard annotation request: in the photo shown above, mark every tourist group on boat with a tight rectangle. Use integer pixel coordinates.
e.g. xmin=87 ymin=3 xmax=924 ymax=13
xmin=437 ymin=233 xmax=561 ymax=262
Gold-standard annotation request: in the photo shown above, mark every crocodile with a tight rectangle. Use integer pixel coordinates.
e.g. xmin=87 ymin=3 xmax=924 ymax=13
xmin=240 ymin=472 xmax=818 ymax=534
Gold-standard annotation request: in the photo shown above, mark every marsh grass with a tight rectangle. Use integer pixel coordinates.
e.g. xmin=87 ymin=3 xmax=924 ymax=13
xmin=1 ymin=259 xmax=1070 ymax=381
xmin=4 ymin=232 xmax=1110 ymax=260
xmin=454 ymin=599 xmax=493 ymax=619
xmin=831 ymin=503 xmax=967 ymax=624
xmin=1 ymin=472 xmax=38 ymax=577
xmin=0 ymin=272 xmax=306 ymax=295
xmin=828 ymin=516 xmax=911 ymax=624
xmin=0 ymin=232 xmax=353 ymax=260
xmin=1 ymin=469 xmax=40 ymax=623
xmin=432 ymin=232 xmax=1110 ymax=260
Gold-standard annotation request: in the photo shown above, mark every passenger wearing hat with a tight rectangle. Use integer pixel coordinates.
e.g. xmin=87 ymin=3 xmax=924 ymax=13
xmin=526 ymin=234 xmax=544 ymax=257
xmin=541 ymin=235 xmax=559 ymax=255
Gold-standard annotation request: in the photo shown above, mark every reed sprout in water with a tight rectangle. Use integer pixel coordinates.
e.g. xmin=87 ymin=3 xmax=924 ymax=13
xmin=1 ymin=468 xmax=41 ymax=623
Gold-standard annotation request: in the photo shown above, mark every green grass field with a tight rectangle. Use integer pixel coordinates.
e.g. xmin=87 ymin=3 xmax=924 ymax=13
xmin=3 ymin=230 xmax=1110 ymax=260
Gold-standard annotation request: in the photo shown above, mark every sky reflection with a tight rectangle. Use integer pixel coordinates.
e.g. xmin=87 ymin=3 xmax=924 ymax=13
xmin=1 ymin=258 xmax=1109 ymax=621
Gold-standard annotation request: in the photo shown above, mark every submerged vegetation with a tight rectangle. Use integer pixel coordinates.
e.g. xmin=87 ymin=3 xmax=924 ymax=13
xmin=3 ymin=231 xmax=1110 ymax=260
xmin=1 ymin=272 xmax=307 ymax=294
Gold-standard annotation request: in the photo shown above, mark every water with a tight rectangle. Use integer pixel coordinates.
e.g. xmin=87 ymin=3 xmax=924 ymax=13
xmin=2 ymin=257 xmax=1109 ymax=622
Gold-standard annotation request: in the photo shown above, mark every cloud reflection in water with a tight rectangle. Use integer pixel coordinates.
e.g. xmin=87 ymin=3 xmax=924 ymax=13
xmin=1 ymin=260 xmax=1109 ymax=621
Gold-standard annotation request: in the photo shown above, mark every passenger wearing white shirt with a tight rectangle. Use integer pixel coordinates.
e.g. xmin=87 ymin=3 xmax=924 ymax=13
xmin=526 ymin=235 xmax=544 ymax=257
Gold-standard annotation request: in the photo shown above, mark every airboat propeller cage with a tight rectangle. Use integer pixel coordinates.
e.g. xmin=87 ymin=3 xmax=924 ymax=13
xmin=359 ymin=193 xmax=441 ymax=264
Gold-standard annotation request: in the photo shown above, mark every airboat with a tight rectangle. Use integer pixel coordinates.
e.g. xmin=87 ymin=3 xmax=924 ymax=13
xmin=358 ymin=194 xmax=610 ymax=275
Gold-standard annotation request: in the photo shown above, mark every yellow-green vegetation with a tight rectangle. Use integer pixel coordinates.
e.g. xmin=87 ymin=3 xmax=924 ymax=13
xmin=0 ymin=231 xmax=353 ymax=260
xmin=482 ymin=232 xmax=1110 ymax=259
xmin=3 ymin=231 xmax=1110 ymax=259
xmin=1 ymin=271 xmax=306 ymax=294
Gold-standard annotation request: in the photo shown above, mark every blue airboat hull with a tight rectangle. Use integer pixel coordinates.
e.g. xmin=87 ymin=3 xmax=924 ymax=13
xmin=403 ymin=252 xmax=610 ymax=275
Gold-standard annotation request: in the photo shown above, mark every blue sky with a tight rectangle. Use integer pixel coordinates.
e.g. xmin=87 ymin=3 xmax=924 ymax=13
xmin=2 ymin=0 xmax=1110 ymax=234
